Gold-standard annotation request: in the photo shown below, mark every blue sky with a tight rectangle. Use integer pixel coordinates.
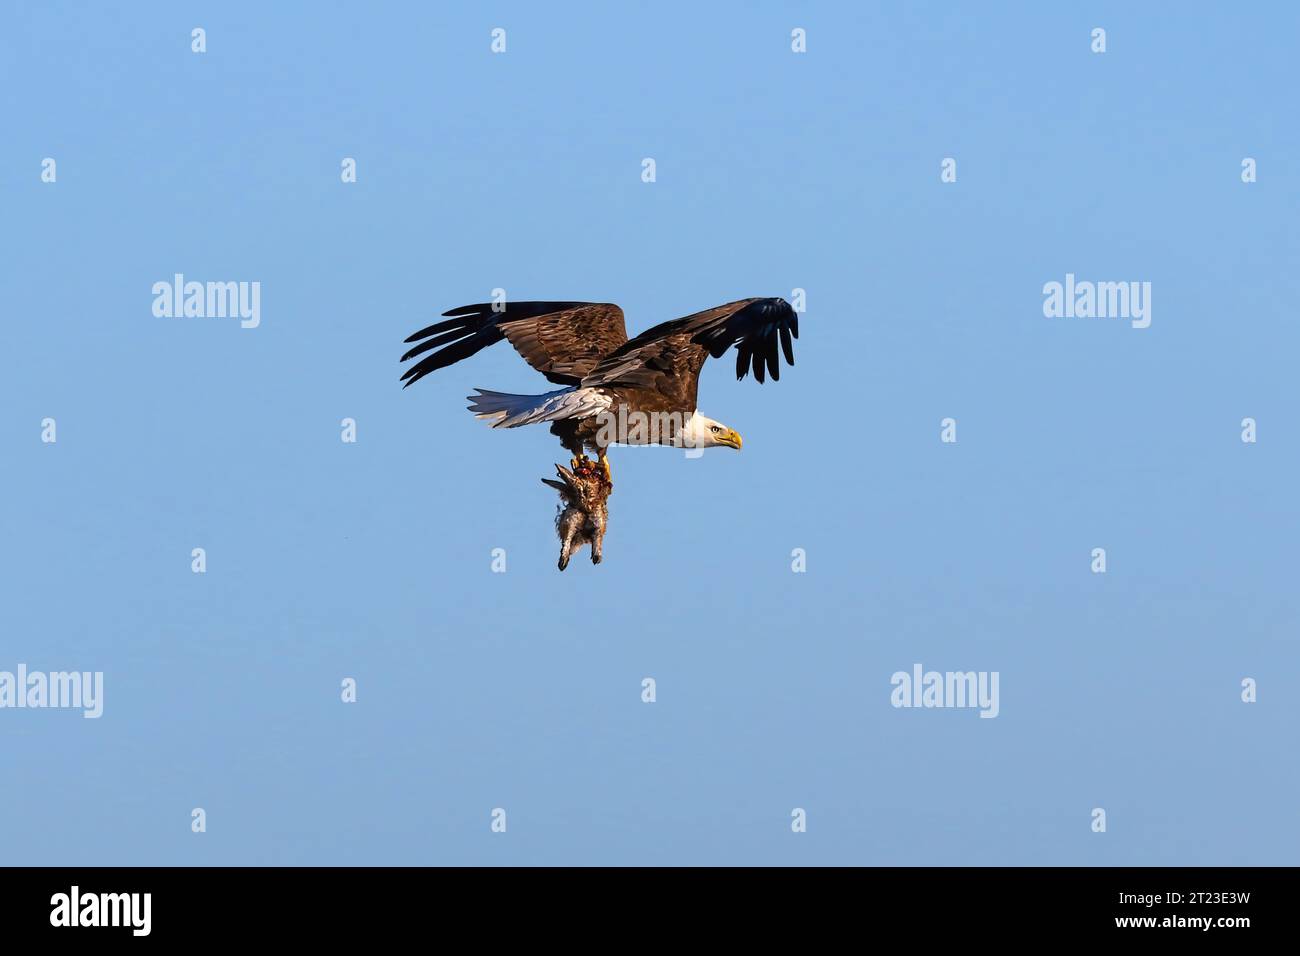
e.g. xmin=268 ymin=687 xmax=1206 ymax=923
xmin=2 ymin=2 xmax=1297 ymax=865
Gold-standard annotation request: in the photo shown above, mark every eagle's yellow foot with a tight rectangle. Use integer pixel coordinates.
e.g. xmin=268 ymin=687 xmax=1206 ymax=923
xmin=600 ymin=458 xmax=611 ymax=482
xmin=570 ymin=455 xmax=585 ymax=471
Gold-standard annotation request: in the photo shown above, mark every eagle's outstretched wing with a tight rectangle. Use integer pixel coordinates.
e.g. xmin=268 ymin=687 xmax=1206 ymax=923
xmin=400 ymin=301 xmax=628 ymax=388
xmin=580 ymin=297 xmax=797 ymax=406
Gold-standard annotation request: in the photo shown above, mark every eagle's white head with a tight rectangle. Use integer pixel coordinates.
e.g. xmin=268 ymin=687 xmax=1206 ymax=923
xmin=678 ymin=411 xmax=743 ymax=450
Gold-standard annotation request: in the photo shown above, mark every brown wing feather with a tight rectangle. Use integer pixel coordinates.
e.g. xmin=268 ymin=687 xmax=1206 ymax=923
xmin=400 ymin=302 xmax=627 ymax=388
xmin=580 ymin=297 xmax=798 ymax=410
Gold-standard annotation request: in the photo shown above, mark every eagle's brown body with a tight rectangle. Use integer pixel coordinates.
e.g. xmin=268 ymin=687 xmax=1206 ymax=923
xmin=548 ymin=381 xmax=699 ymax=457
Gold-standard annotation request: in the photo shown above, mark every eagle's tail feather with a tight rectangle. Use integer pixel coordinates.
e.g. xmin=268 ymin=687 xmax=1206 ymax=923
xmin=466 ymin=388 xmax=536 ymax=424
xmin=467 ymin=387 xmax=606 ymax=428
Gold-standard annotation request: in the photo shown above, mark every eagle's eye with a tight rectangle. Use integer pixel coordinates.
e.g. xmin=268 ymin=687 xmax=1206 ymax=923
xmin=710 ymin=425 xmax=720 ymax=434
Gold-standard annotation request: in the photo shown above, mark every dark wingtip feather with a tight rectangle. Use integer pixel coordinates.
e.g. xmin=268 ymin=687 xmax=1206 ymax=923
xmin=405 ymin=314 xmax=469 ymax=342
xmin=714 ymin=296 xmax=802 ymax=383
xmin=442 ymin=303 xmax=488 ymax=317
xmin=400 ymin=324 xmax=478 ymax=362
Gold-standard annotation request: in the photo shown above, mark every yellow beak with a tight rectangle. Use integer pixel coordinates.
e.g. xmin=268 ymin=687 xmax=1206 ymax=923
xmin=718 ymin=429 xmax=743 ymax=450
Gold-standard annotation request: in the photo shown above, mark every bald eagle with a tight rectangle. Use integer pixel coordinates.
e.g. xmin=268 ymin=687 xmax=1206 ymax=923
xmin=399 ymin=297 xmax=798 ymax=477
